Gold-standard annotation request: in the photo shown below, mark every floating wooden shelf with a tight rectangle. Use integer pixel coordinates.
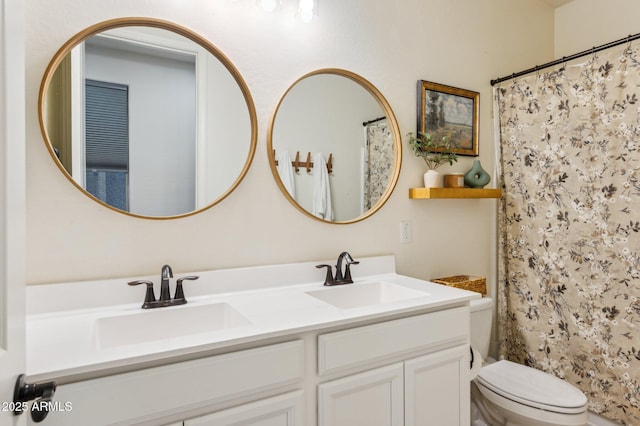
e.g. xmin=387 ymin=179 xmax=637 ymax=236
xmin=409 ymin=187 xmax=502 ymax=199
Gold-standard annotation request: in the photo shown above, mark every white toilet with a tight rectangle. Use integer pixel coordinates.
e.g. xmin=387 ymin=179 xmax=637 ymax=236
xmin=470 ymin=297 xmax=588 ymax=426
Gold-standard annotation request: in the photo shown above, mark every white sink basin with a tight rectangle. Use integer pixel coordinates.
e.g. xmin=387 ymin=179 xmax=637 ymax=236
xmin=94 ymin=302 xmax=251 ymax=348
xmin=306 ymin=281 xmax=430 ymax=309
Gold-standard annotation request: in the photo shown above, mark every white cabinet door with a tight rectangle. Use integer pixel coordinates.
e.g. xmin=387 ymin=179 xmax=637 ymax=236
xmin=404 ymin=344 xmax=470 ymax=426
xmin=318 ymin=363 xmax=404 ymax=426
xmin=184 ymin=391 xmax=303 ymax=426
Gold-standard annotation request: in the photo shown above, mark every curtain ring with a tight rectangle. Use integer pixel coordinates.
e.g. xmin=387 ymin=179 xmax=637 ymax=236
xmin=592 ymin=46 xmax=597 ymax=62
xmin=625 ymin=35 xmax=633 ymax=55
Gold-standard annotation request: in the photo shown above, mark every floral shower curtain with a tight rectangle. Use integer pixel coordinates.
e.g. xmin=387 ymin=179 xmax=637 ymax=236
xmin=363 ymin=120 xmax=393 ymax=211
xmin=495 ymin=43 xmax=640 ymax=424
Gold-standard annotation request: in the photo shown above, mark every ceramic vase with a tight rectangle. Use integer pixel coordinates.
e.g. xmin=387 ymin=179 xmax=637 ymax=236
xmin=423 ymin=170 xmax=443 ymax=188
xmin=464 ymin=160 xmax=491 ymax=188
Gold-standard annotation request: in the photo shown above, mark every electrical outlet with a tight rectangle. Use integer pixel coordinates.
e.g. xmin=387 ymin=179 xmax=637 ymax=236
xmin=400 ymin=220 xmax=412 ymax=244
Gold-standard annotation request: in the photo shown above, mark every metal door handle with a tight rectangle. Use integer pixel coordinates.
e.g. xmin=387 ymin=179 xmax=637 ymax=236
xmin=13 ymin=374 xmax=57 ymax=423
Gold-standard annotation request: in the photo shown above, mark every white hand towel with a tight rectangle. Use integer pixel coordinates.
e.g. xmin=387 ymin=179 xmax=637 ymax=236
xmin=276 ymin=150 xmax=296 ymax=198
xmin=312 ymin=152 xmax=333 ymax=221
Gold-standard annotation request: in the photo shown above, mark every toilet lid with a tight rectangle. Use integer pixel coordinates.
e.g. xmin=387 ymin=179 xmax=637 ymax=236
xmin=476 ymin=360 xmax=587 ymax=414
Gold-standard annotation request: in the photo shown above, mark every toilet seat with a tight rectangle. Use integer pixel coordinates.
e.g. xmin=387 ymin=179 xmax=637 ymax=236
xmin=476 ymin=360 xmax=587 ymax=414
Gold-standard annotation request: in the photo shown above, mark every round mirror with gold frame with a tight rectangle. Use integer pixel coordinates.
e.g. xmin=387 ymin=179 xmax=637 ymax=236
xmin=40 ymin=18 xmax=257 ymax=219
xmin=268 ymin=69 xmax=401 ymax=224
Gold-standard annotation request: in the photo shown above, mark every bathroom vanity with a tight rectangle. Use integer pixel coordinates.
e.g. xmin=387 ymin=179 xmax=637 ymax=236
xmin=25 ymin=256 xmax=478 ymax=425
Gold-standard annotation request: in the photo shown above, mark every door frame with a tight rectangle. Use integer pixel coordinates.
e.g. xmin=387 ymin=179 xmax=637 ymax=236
xmin=0 ymin=0 xmax=27 ymax=424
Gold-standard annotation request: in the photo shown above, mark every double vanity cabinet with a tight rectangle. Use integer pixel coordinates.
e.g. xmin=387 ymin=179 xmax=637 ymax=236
xmin=25 ymin=256 xmax=478 ymax=425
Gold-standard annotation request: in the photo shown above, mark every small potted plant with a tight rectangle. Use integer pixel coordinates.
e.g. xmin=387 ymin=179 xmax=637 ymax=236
xmin=408 ymin=132 xmax=458 ymax=188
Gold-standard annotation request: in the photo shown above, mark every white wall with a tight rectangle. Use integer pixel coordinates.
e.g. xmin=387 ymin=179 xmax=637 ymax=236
xmin=555 ymin=0 xmax=640 ymax=57
xmin=25 ymin=0 xmax=555 ymax=285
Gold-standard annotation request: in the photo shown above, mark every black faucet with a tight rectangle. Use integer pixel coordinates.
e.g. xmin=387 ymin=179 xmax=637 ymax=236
xmin=335 ymin=251 xmax=359 ymax=282
xmin=128 ymin=264 xmax=199 ymax=309
xmin=316 ymin=252 xmax=360 ymax=286
xmin=160 ymin=264 xmax=173 ymax=302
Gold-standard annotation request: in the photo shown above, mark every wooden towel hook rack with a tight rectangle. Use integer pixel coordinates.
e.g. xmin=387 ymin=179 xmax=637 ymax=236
xmin=273 ymin=150 xmax=333 ymax=174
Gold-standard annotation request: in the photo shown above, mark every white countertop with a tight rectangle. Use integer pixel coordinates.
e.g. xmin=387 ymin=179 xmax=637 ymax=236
xmin=26 ymin=256 xmax=480 ymax=382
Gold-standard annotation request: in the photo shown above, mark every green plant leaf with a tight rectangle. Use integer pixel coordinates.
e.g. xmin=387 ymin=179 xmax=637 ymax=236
xmin=407 ymin=132 xmax=458 ymax=170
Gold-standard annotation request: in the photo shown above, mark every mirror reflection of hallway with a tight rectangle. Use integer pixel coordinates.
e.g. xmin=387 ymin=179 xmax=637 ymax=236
xmin=40 ymin=19 xmax=257 ymax=219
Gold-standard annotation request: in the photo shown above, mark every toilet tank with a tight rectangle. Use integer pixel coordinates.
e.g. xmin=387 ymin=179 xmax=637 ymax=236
xmin=470 ymin=297 xmax=494 ymax=360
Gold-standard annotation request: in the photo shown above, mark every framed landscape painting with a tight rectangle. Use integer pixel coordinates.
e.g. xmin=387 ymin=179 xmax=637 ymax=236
xmin=417 ymin=80 xmax=479 ymax=156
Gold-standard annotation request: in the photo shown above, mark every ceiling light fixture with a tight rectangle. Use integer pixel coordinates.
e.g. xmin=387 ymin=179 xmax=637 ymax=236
xmin=256 ymin=0 xmax=281 ymax=12
xmin=255 ymin=0 xmax=318 ymax=22
xmin=297 ymin=0 xmax=316 ymax=23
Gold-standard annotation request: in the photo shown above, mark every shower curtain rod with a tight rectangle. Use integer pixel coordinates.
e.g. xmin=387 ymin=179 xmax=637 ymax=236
xmin=362 ymin=116 xmax=386 ymax=126
xmin=490 ymin=32 xmax=640 ymax=86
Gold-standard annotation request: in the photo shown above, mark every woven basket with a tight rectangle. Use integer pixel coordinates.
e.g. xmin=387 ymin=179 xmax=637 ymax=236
xmin=432 ymin=275 xmax=486 ymax=295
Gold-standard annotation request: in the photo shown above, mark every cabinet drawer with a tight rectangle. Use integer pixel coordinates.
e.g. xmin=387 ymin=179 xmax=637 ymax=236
xmin=318 ymin=307 xmax=469 ymax=376
xmin=45 ymin=340 xmax=304 ymax=426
